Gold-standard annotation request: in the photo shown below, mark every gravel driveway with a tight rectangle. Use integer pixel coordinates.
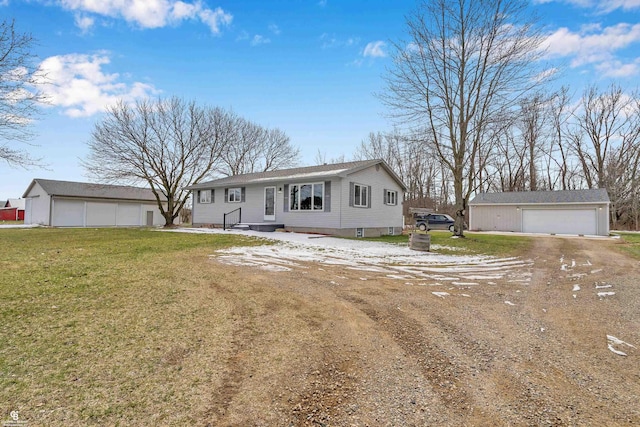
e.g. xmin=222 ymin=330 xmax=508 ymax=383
xmin=183 ymin=229 xmax=639 ymax=426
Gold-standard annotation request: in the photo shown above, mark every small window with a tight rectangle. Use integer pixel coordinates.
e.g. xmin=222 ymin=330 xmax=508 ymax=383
xmin=388 ymin=226 xmax=395 ymax=235
xmin=385 ymin=190 xmax=397 ymax=206
xmin=228 ymin=188 xmax=242 ymax=203
xmin=356 ymin=227 xmax=364 ymax=238
xmin=199 ymin=189 xmax=212 ymax=204
xmin=354 ymin=184 xmax=368 ymax=207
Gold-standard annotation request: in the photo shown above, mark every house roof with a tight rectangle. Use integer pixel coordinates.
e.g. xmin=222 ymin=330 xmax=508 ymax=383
xmin=5 ymin=198 xmax=25 ymax=210
xmin=187 ymin=159 xmax=407 ymax=191
xmin=470 ymin=189 xmax=610 ymax=205
xmin=23 ymin=178 xmax=163 ymax=202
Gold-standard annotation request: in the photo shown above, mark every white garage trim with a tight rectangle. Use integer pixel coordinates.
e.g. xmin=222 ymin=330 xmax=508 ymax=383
xmin=522 ymin=208 xmax=598 ymax=235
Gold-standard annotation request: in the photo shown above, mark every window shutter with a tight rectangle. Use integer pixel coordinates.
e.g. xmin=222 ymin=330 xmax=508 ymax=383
xmin=349 ymin=182 xmax=354 ymax=207
xmin=383 ymin=188 xmax=388 ymax=205
xmin=197 ymin=190 xmax=201 ymax=203
xmin=211 ymin=189 xmax=215 ymax=203
xmin=224 ymin=188 xmax=228 ymax=203
xmin=367 ymin=185 xmax=372 ymax=208
xmin=241 ymin=187 xmax=246 ymax=202
xmin=283 ymin=184 xmax=289 ymax=212
xmin=324 ymin=181 xmax=331 ymax=212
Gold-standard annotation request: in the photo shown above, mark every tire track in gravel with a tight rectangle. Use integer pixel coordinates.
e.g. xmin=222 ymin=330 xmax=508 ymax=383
xmin=201 ymin=282 xmax=257 ymax=425
xmin=336 ymin=292 xmax=479 ymax=424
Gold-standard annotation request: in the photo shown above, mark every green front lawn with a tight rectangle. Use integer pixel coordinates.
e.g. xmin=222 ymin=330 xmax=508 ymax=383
xmin=615 ymin=232 xmax=640 ymax=259
xmin=364 ymin=230 xmax=534 ymax=256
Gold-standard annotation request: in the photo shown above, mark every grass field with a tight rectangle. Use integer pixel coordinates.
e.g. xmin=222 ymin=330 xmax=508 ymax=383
xmin=364 ymin=230 xmax=534 ymax=256
xmin=0 ymin=228 xmax=264 ymax=425
xmin=615 ymin=232 xmax=640 ymax=259
xmin=0 ymin=227 xmax=534 ymax=424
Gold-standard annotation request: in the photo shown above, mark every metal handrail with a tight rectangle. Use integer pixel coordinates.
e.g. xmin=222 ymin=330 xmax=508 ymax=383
xmin=223 ymin=207 xmax=241 ymax=230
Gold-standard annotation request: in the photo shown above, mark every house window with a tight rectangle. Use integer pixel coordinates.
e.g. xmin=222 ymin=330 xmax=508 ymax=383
xmin=290 ymin=183 xmax=324 ymax=211
xmin=228 ymin=188 xmax=242 ymax=203
xmin=199 ymin=189 xmax=212 ymax=204
xmin=354 ymin=184 xmax=368 ymax=207
xmin=356 ymin=227 xmax=364 ymax=238
xmin=385 ymin=190 xmax=397 ymax=206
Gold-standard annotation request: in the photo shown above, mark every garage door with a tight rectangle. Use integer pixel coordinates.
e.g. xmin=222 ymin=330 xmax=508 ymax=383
xmin=117 ymin=203 xmax=141 ymax=226
xmin=522 ymin=209 xmax=597 ymax=235
xmin=86 ymin=202 xmax=117 ymax=226
xmin=52 ymin=200 xmax=85 ymax=227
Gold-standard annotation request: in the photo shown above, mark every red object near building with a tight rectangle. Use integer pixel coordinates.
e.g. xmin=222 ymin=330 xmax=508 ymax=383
xmin=0 ymin=207 xmax=21 ymax=220
xmin=1 ymin=199 xmax=25 ymax=221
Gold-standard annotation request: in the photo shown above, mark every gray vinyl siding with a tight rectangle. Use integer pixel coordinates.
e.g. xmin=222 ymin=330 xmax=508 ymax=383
xmin=469 ymin=203 xmax=609 ymax=235
xmin=191 ymin=164 xmax=405 ymax=232
xmin=340 ymin=166 xmax=404 ymax=228
xmin=24 ymin=181 xmax=51 ymax=225
xmin=469 ymin=205 xmax=520 ymax=232
xmin=193 ymin=180 xmax=341 ymax=227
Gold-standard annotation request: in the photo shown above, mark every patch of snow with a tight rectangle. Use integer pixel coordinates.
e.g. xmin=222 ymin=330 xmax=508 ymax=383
xmin=571 ymin=259 xmax=576 ymax=268
xmin=573 ymin=294 xmax=577 ymax=299
xmin=505 ymin=301 xmax=515 ymax=306
xmin=572 ymin=284 xmax=581 ymax=291
xmin=452 ymin=282 xmax=479 ymax=286
xmin=432 ymin=292 xmax=449 ymax=298
xmin=582 ymin=260 xmax=592 ymax=266
xmin=590 ymin=268 xmax=603 ymax=274
xmin=608 ymin=344 xmax=628 ymax=356
xmin=461 ymin=294 xmax=471 ymax=297
xmin=560 ymin=264 xmax=568 ymax=271
xmin=595 ymin=284 xmax=612 ymax=289
xmin=597 ymin=292 xmax=615 ymax=297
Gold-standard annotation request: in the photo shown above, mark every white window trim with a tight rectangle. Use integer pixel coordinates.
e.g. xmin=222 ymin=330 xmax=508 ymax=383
xmin=289 ymin=182 xmax=324 ymax=211
xmin=354 ymin=184 xmax=368 ymax=208
xmin=228 ymin=187 xmax=242 ymax=203
xmin=199 ymin=190 xmax=212 ymax=204
xmin=386 ymin=190 xmax=397 ymax=206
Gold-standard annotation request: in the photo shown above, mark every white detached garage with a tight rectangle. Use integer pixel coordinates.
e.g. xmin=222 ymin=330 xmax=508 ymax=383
xmin=23 ymin=179 xmax=167 ymax=227
xmin=469 ymin=189 xmax=610 ymax=236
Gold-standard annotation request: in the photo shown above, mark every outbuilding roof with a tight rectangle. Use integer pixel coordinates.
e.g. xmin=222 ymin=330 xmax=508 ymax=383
xmin=187 ymin=159 xmax=407 ymax=191
xmin=23 ymin=178 xmax=162 ymax=202
xmin=470 ymin=189 xmax=610 ymax=205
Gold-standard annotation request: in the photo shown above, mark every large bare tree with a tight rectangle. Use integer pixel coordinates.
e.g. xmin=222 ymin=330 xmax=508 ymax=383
xmin=0 ymin=19 xmax=46 ymax=167
xmin=216 ymin=117 xmax=299 ymax=176
xmin=382 ymin=0 xmax=546 ymax=235
xmin=83 ymin=97 xmax=231 ymax=227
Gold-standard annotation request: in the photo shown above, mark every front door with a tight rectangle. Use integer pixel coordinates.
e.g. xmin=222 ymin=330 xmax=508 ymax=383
xmin=264 ymin=186 xmax=276 ymax=221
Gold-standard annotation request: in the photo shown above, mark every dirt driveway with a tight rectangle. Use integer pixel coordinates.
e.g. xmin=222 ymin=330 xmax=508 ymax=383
xmin=199 ymin=233 xmax=639 ymax=426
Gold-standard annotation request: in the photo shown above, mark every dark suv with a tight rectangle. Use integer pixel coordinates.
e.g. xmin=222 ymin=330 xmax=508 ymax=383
xmin=415 ymin=213 xmax=456 ymax=232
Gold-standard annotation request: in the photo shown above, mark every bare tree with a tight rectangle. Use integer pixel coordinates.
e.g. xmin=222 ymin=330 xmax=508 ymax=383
xmin=381 ymin=0 xmax=547 ymax=235
xmin=216 ymin=117 xmax=299 ymax=176
xmin=83 ymin=97 xmax=230 ymax=227
xmin=568 ymin=84 xmax=633 ymax=190
xmin=0 ymin=19 xmax=46 ymax=168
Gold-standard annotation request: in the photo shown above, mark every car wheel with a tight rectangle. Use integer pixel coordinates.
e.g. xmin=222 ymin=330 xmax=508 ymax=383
xmin=449 ymin=224 xmax=455 ymax=232
xmin=418 ymin=223 xmax=427 ymax=231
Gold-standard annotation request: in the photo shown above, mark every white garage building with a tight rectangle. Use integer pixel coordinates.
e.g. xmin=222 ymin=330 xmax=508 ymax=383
xmin=23 ymin=179 xmax=167 ymax=227
xmin=469 ymin=189 xmax=610 ymax=236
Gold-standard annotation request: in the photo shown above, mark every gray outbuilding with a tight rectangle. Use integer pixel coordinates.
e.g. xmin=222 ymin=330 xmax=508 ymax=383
xmin=469 ymin=189 xmax=610 ymax=236
xmin=22 ymin=178 xmax=168 ymax=227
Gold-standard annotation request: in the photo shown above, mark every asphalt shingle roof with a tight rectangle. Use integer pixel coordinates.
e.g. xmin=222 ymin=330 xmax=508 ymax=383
xmin=24 ymin=179 xmax=162 ymax=202
xmin=188 ymin=159 xmax=406 ymax=190
xmin=470 ymin=189 xmax=610 ymax=205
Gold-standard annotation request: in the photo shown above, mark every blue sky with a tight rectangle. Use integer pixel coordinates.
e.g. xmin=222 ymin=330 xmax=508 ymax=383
xmin=1 ymin=0 xmax=640 ymax=198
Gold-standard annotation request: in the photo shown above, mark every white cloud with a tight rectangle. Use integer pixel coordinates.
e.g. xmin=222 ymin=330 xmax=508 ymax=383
xmin=74 ymin=13 xmax=95 ymax=33
xmin=57 ymin=0 xmax=232 ymax=33
xmin=251 ymin=35 xmax=271 ymax=46
xmin=363 ymin=41 xmax=386 ymax=58
xmin=36 ymin=53 xmax=159 ymax=118
xmin=542 ymin=23 xmax=640 ymax=75
xmin=595 ymin=59 xmax=640 ymax=77
xmin=268 ymin=24 xmax=281 ymax=35
xmin=320 ymin=33 xmax=361 ymax=49
xmin=533 ymin=0 xmax=640 ymax=12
